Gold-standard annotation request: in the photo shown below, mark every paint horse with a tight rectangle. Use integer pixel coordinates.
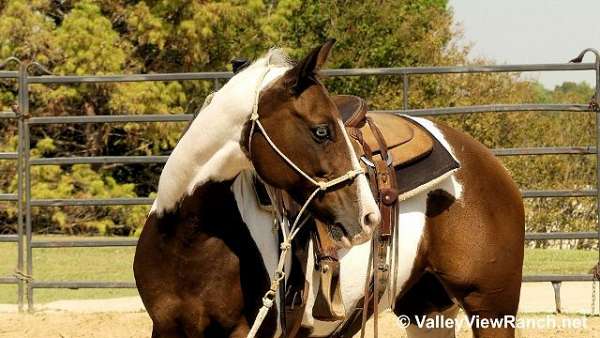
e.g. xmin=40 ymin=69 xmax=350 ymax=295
xmin=135 ymin=41 xmax=525 ymax=338
xmin=134 ymin=41 xmax=381 ymax=337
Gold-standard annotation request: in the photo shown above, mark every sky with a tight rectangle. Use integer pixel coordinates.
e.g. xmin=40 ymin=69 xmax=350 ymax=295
xmin=450 ymin=0 xmax=600 ymax=89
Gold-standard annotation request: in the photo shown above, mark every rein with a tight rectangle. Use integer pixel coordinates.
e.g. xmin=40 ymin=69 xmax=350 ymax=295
xmin=245 ymin=61 xmax=365 ymax=338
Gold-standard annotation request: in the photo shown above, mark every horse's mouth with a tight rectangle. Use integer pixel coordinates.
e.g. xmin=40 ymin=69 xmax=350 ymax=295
xmin=331 ymin=223 xmax=353 ymax=249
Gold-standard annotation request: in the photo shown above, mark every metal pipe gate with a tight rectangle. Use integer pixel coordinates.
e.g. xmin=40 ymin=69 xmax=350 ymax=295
xmin=0 ymin=49 xmax=599 ymax=312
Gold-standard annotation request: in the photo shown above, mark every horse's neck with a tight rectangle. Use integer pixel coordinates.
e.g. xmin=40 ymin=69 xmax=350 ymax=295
xmin=152 ymin=62 xmax=289 ymax=216
xmin=152 ymin=93 xmax=253 ymax=215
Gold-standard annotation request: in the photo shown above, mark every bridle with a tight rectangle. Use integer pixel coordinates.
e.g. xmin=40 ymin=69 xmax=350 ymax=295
xmin=245 ymin=60 xmax=365 ymax=338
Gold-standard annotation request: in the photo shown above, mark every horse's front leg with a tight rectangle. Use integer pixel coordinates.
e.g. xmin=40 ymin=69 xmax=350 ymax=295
xmin=228 ymin=318 xmax=250 ymax=338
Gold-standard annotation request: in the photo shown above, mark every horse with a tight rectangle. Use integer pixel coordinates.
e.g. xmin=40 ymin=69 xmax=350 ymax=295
xmin=133 ymin=40 xmax=382 ymax=338
xmin=135 ymin=40 xmax=525 ymax=338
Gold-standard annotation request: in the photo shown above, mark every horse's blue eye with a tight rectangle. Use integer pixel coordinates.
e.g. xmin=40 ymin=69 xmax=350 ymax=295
xmin=313 ymin=125 xmax=330 ymax=141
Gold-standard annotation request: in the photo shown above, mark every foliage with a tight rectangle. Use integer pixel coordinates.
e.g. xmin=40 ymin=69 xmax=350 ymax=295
xmin=503 ymin=83 xmax=596 ymax=248
xmin=0 ymin=1 xmax=596 ymax=247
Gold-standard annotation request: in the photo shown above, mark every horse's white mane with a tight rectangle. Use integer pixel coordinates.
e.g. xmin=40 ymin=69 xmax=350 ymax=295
xmin=228 ymin=48 xmax=293 ymax=93
xmin=151 ymin=48 xmax=293 ymax=216
xmin=262 ymin=48 xmax=293 ymax=68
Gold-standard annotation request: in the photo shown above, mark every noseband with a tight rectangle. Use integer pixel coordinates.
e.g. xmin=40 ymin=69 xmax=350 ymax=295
xmin=245 ymin=62 xmax=365 ymax=338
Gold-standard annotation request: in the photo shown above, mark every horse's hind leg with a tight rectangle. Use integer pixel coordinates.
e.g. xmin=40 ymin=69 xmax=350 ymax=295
xmin=428 ymin=245 xmax=522 ymax=338
xmin=150 ymin=320 xmax=188 ymax=338
xmin=431 ymin=233 xmax=522 ymax=338
xmin=435 ymin=225 xmax=522 ymax=338
xmin=151 ymin=326 xmax=181 ymax=338
xmin=151 ymin=325 xmax=183 ymax=338
xmin=459 ymin=289 xmax=520 ymax=338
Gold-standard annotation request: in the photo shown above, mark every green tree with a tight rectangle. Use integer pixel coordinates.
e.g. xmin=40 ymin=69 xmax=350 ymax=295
xmin=0 ymin=1 xmax=595 ymax=246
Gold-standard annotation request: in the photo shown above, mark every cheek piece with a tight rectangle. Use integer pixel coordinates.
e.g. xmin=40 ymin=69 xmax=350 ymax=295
xmin=245 ymin=60 xmax=365 ymax=338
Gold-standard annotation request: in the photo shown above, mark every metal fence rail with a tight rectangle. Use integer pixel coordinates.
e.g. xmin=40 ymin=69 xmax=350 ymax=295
xmin=1 ymin=50 xmax=599 ymax=313
xmin=376 ymin=103 xmax=592 ymax=116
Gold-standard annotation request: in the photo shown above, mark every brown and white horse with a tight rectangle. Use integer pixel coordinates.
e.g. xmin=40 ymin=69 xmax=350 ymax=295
xmin=134 ymin=41 xmax=381 ymax=337
xmin=135 ymin=41 xmax=524 ymax=338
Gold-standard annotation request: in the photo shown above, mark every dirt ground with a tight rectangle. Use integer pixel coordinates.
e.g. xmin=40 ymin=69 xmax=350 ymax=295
xmin=0 ymin=311 xmax=598 ymax=338
xmin=0 ymin=311 xmax=151 ymax=338
xmin=1 ymin=282 xmax=599 ymax=338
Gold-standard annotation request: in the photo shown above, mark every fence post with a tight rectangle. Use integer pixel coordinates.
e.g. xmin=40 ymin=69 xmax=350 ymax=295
xmin=18 ymin=62 xmax=33 ymax=312
xmin=16 ymin=60 xmax=25 ymax=312
xmin=2 ymin=56 xmax=25 ymax=312
xmin=402 ymin=73 xmax=409 ymax=110
xmin=551 ymin=281 xmax=562 ymax=313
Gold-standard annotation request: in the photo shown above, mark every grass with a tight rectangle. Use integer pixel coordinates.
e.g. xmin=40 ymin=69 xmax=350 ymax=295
xmin=0 ymin=236 xmax=138 ymax=304
xmin=0 ymin=237 xmax=598 ymax=304
xmin=524 ymin=248 xmax=597 ymax=275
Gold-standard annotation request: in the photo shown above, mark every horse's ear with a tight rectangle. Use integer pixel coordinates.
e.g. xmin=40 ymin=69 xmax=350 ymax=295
xmin=231 ymin=57 xmax=250 ymax=74
xmin=285 ymin=39 xmax=335 ymax=95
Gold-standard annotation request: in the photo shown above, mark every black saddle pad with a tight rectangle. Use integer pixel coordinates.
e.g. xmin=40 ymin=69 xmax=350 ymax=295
xmin=393 ymin=118 xmax=459 ymax=199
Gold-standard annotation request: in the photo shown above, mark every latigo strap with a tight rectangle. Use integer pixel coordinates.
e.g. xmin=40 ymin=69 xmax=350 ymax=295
xmin=329 ymin=113 xmax=399 ymax=338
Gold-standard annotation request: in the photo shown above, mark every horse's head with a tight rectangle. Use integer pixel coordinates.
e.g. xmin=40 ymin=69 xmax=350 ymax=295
xmin=246 ymin=40 xmax=380 ymax=247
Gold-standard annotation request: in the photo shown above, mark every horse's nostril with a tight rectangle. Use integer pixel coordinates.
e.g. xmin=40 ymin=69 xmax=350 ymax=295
xmin=363 ymin=211 xmax=381 ymax=229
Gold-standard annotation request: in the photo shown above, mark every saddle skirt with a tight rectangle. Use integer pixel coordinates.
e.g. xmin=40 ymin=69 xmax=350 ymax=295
xmin=334 ymin=95 xmax=460 ymax=201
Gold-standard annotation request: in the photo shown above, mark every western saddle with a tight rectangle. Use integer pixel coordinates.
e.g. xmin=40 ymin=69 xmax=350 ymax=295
xmin=334 ymin=95 xmax=433 ymax=167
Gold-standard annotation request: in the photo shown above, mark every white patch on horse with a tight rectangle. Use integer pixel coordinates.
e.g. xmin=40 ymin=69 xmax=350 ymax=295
xmin=152 ymin=50 xmax=292 ymax=215
xmin=392 ymin=191 xmax=428 ymax=293
xmin=232 ymin=171 xmax=283 ymax=336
